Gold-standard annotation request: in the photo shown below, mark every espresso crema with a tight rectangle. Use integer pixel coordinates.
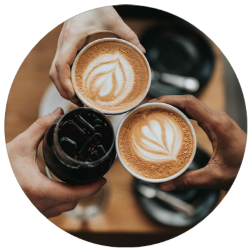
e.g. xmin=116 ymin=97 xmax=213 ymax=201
xmin=72 ymin=40 xmax=150 ymax=113
xmin=118 ymin=107 xmax=194 ymax=179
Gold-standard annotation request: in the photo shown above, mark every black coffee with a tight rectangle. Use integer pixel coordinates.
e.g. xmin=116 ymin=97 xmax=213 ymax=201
xmin=43 ymin=108 xmax=116 ymax=185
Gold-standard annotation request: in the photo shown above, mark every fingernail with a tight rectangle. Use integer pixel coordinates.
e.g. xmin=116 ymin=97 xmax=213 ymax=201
xmin=161 ymin=182 xmax=175 ymax=191
xmin=138 ymin=44 xmax=146 ymax=54
xmin=51 ymin=107 xmax=62 ymax=117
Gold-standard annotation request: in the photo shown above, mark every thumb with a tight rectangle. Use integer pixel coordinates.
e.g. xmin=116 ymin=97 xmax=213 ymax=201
xmin=22 ymin=107 xmax=64 ymax=149
xmin=160 ymin=166 xmax=216 ymax=191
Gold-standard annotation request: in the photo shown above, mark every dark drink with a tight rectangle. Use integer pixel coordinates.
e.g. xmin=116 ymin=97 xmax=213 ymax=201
xmin=43 ymin=108 xmax=116 ymax=185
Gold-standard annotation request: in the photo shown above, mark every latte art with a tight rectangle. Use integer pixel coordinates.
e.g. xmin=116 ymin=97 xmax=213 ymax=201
xmin=118 ymin=107 xmax=195 ymax=179
xmin=72 ymin=40 xmax=150 ymax=113
xmin=133 ymin=117 xmax=182 ymax=161
xmin=82 ymin=53 xmax=134 ymax=106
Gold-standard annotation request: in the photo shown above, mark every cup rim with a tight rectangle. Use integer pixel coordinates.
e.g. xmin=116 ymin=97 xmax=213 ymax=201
xmin=115 ymin=102 xmax=197 ymax=183
xmin=71 ymin=38 xmax=151 ymax=115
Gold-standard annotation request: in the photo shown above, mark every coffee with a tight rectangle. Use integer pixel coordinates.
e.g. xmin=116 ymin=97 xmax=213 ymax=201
xmin=118 ymin=105 xmax=195 ymax=180
xmin=43 ymin=108 xmax=116 ymax=185
xmin=72 ymin=39 xmax=150 ymax=114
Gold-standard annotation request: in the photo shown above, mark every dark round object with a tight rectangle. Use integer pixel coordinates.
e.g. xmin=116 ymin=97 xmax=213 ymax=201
xmin=133 ymin=147 xmax=220 ymax=227
xmin=141 ymin=25 xmax=215 ymax=96
xmin=43 ymin=108 xmax=116 ymax=185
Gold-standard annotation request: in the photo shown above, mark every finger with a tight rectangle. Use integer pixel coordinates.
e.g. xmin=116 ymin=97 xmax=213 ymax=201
xmin=55 ymin=37 xmax=86 ymax=100
xmin=149 ymin=95 xmax=218 ymax=132
xmin=55 ymin=59 xmax=75 ymax=99
xmin=111 ymin=20 xmax=146 ymax=53
xmin=160 ymin=165 xmax=218 ymax=191
xmin=42 ymin=176 xmax=107 ymax=202
xmin=50 ymin=53 xmax=83 ymax=105
xmin=49 ymin=59 xmax=69 ymax=99
xmin=22 ymin=108 xmax=64 ymax=149
xmin=44 ymin=201 xmax=77 ymax=218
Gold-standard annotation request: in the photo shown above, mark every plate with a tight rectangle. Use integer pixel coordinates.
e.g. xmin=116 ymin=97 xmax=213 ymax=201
xmin=133 ymin=147 xmax=220 ymax=227
xmin=140 ymin=25 xmax=215 ymax=97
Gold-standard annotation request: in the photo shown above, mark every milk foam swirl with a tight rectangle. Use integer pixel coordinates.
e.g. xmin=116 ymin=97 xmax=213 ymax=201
xmin=82 ymin=53 xmax=134 ymax=106
xmin=132 ymin=116 xmax=183 ymax=161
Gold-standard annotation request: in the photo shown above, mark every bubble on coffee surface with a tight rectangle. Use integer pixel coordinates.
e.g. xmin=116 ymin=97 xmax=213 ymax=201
xmin=118 ymin=108 xmax=194 ymax=179
xmin=58 ymin=111 xmax=112 ymax=162
xmin=73 ymin=41 xmax=149 ymax=112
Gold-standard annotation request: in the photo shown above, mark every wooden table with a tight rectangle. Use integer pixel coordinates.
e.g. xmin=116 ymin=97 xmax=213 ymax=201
xmin=5 ymin=19 xmax=226 ymax=246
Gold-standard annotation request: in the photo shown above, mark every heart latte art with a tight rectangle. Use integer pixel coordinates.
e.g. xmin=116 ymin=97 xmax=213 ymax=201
xmin=118 ymin=107 xmax=194 ymax=179
xmin=72 ymin=40 xmax=149 ymax=113
xmin=133 ymin=117 xmax=183 ymax=162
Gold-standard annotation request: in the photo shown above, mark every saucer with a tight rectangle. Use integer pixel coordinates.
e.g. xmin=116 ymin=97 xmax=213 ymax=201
xmin=39 ymin=83 xmax=127 ymax=132
xmin=140 ymin=25 xmax=215 ymax=97
xmin=133 ymin=147 xmax=220 ymax=227
xmin=38 ymin=84 xmax=71 ymax=117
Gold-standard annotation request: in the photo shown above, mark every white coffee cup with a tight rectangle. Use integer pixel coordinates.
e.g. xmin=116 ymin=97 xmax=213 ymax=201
xmin=71 ymin=38 xmax=151 ymax=115
xmin=116 ymin=102 xmax=197 ymax=183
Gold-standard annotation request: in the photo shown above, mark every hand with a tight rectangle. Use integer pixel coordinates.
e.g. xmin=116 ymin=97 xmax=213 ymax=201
xmin=49 ymin=6 xmax=145 ymax=105
xmin=7 ymin=108 xmax=106 ymax=218
xmin=149 ymin=95 xmax=246 ymax=191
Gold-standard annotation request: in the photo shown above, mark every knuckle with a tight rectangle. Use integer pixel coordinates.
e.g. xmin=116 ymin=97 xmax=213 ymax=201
xmin=127 ymin=30 xmax=137 ymax=43
xmin=177 ymin=178 xmax=194 ymax=190
xmin=64 ymin=27 xmax=78 ymax=39
xmin=65 ymin=25 xmax=86 ymax=43
xmin=212 ymin=111 xmax=232 ymax=131
xmin=103 ymin=11 xmax=120 ymax=29
xmin=35 ymin=116 xmax=50 ymax=129
xmin=185 ymin=94 xmax=198 ymax=105
xmin=157 ymin=96 xmax=166 ymax=102
xmin=218 ymin=111 xmax=231 ymax=122
xmin=48 ymin=69 xmax=55 ymax=81
xmin=69 ymin=202 xmax=77 ymax=211
xmin=66 ymin=193 xmax=78 ymax=203
xmin=55 ymin=60 xmax=62 ymax=70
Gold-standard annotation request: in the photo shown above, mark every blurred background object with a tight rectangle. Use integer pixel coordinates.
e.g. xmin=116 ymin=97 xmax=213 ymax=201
xmin=5 ymin=5 xmax=247 ymax=247
xmin=114 ymin=4 xmax=248 ymax=132
xmin=140 ymin=24 xmax=214 ymax=96
xmin=134 ymin=147 xmax=220 ymax=227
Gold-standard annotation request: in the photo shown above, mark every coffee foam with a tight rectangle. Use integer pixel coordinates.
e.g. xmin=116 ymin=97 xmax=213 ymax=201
xmin=73 ymin=40 xmax=149 ymax=113
xmin=118 ymin=107 xmax=194 ymax=179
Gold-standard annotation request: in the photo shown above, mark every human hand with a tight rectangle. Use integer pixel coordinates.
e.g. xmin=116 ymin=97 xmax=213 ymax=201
xmin=149 ymin=95 xmax=246 ymax=191
xmin=7 ymin=108 xmax=106 ymax=218
xmin=49 ymin=6 xmax=145 ymax=105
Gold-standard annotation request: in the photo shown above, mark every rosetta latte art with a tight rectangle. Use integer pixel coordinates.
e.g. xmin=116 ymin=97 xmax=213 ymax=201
xmin=132 ymin=116 xmax=183 ymax=161
xmin=82 ymin=53 xmax=134 ymax=106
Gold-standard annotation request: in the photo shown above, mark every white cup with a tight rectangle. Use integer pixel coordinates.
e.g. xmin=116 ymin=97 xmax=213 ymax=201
xmin=116 ymin=102 xmax=197 ymax=183
xmin=71 ymin=38 xmax=151 ymax=115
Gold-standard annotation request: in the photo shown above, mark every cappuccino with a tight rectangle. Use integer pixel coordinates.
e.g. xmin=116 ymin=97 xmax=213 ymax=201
xmin=72 ymin=38 xmax=150 ymax=114
xmin=117 ymin=104 xmax=196 ymax=180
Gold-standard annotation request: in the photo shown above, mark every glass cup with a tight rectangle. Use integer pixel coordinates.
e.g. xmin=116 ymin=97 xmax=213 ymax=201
xmin=116 ymin=102 xmax=197 ymax=183
xmin=43 ymin=107 xmax=116 ymax=185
